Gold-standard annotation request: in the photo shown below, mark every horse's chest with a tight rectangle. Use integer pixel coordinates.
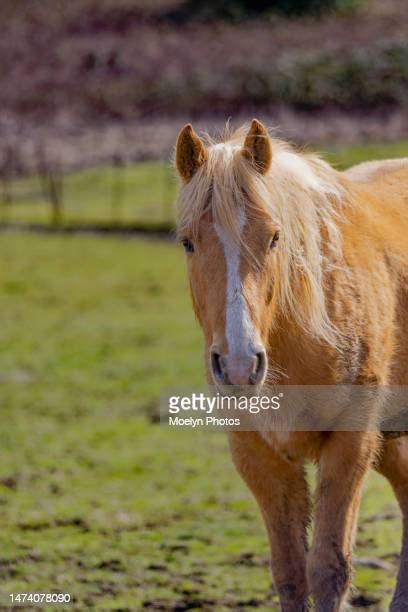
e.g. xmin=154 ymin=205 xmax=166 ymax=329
xmin=261 ymin=431 xmax=325 ymax=463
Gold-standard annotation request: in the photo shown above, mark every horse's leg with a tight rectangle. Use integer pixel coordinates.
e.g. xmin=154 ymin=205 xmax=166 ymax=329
xmin=229 ymin=432 xmax=310 ymax=612
xmin=376 ymin=437 xmax=408 ymax=611
xmin=308 ymin=431 xmax=379 ymax=612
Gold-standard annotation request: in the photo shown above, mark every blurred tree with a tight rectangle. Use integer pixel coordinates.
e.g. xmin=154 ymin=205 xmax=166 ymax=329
xmin=183 ymin=0 xmax=361 ymax=19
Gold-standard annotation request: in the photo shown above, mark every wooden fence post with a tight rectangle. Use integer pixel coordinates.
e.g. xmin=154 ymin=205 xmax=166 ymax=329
xmin=111 ymin=154 xmax=125 ymax=224
xmin=0 ymin=146 xmax=16 ymax=222
xmin=37 ymin=143 xmax=64 ymax=226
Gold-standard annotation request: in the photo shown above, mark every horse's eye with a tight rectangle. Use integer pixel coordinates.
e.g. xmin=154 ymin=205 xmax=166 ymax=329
xmin=182 ymin=238 xmax=194 ymax=254
xmin=270 ymin=231 xmax=280 ymax=249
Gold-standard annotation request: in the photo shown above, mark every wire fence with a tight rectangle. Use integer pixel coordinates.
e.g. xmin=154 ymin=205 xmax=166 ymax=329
xmin=0 ymin=142 xmax=176 ymax=233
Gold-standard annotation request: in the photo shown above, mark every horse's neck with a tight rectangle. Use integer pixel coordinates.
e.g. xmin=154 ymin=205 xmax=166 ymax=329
xmin=342 ymin=173 xmax=408 ymax=283
xmin=265 ymin=166 xmax=408 ymax=385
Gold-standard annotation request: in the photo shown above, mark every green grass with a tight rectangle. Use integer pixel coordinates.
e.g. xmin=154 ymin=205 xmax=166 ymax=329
xmin=0 ymin=231 xmax=402 ymax=610
xmin=2 ymin=140 xmax=407 ymax=229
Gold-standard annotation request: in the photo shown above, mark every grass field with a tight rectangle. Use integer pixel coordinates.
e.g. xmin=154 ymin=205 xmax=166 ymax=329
xmin=0 ymin=229 xmax=403 ymax=611
xmin=2 ymin=140 xmax=408 ymax=229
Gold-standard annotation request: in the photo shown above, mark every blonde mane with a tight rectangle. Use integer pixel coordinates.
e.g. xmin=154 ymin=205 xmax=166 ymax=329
xmin=176 ymin=124 xmax=346 ymax=345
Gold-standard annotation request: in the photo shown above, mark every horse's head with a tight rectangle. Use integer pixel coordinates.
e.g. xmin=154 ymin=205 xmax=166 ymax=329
xmin=175 ymin=120 xmax=282 ymax=389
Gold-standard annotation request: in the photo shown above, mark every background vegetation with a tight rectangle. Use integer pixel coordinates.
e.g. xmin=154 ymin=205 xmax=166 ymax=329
xmin=0 ymin=0 xmax=406 ymax=179
xmin=1 ymin=0 xmax=406 ymax=123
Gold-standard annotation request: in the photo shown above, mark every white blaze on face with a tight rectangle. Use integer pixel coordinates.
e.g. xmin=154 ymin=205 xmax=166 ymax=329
xmin=215 ymin=209 xmax=259 ymax=363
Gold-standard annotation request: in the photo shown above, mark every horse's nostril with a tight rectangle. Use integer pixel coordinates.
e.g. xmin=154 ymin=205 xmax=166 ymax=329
xmin=211 ymin=350 xmax=226 ymax=384
xmin=257 ymin=351 xmax=265 ymax=372
xmin=250 ymin=350 xmax=267 ymax=384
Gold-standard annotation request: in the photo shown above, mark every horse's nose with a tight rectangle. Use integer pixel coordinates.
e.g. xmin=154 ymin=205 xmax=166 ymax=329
xmin=210 ymin=347 xmax=267 ymax=387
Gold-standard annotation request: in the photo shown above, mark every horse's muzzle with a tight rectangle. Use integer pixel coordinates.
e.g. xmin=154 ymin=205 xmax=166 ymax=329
xmin=210 ymin=346 xmax=267 ymax=387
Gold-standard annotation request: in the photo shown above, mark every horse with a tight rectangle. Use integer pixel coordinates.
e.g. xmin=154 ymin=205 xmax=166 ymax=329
xmin=174 ymin=119 xmax=408 ymax=611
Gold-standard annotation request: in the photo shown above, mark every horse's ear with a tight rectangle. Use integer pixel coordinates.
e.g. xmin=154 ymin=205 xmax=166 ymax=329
xmin=176 ymin=124 xmax=208 ymax=182
xmin=242 ymin=119 xmax=272 ymax=175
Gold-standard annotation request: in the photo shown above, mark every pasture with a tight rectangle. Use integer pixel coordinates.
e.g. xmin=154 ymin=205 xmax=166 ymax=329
xmin=0 ymin=140 xmax=407 ymax=610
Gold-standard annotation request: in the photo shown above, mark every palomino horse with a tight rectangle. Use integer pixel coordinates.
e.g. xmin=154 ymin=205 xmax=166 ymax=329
xmin=174 ymin=119 xmax=408 ymax=611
